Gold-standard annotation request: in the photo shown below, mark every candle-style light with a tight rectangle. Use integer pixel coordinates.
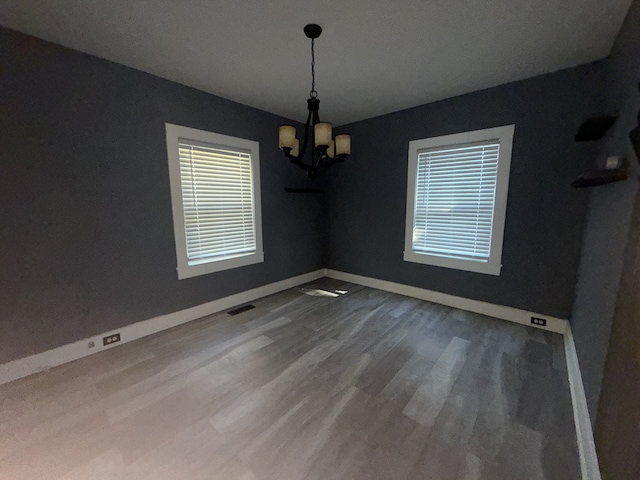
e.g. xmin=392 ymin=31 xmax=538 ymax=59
xmin=314 ymin=122 xmax=332 ymax=147
xmin=278 ymin=24 xmax=351 ymax=179
xmin=335 ymin=134 xmax=351 ymax=155
xmin=278 ymin=125 xmax=296 ymax=149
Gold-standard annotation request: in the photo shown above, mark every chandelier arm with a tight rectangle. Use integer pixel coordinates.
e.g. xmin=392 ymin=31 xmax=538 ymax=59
xmin=321 ymin=154 xmax=348 ymax=168
xmin=311 ymin=119 xmax=317 ymax=172
xmin=293 ymin=101 xmax=313 ymax=166
xmin=285 ymin=146 xmax=313 ymax=173
xmin=285 ymin=106 xmax=314 ymax=175
xmin=288 ymin=155 xmax=313 ymax=172
xmin=310 ymin=98 xmax=322 ymax=171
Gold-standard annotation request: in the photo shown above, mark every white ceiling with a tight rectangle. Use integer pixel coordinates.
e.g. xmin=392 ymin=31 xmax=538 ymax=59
xmin=0 ymin=0 xmax=632 ymax=125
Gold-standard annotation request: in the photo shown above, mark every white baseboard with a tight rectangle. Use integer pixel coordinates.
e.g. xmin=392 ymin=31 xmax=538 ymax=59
xmin=0 ymin=269 xmax=325 ymax=385
xmin=324 ymin=269 xmax=568 ymax=334
xmin=564 ymin=325 xmax=602 ymax=480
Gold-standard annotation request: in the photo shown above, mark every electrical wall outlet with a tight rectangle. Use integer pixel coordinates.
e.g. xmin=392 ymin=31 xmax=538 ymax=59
xmin=531 ymin=317 xmax=547 ymax=327
xmin=102 ymin=333 xmax=121 ymax=346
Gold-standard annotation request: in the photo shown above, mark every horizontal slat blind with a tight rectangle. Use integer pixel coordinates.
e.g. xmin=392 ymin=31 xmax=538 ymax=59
xmin=412 ymin=141 xmax=500 ymax=262
xmin=179 ymin=139 xmax=256 ymax=265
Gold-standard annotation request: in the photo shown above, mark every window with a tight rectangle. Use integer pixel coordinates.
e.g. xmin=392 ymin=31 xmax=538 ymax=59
xmin=165 ymin=123 xmax=263 ymax=279
xmin=404 ymin=125 xmax=514 ymax=276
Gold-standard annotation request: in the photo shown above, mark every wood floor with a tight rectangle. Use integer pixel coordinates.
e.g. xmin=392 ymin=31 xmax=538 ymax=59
xmin=0 ymin=279 xmax=580 ymax=480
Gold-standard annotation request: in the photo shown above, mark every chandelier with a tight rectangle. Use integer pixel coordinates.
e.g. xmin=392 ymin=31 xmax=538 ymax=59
xmin=278 ymin=24 xmax=351 ymax=179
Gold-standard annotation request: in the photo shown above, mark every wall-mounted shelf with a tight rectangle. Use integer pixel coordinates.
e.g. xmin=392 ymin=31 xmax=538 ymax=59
xmin=285 ymin=188 xmax=325 ymax=194
xmin=571 ymin=168 xmax=628 ymax=188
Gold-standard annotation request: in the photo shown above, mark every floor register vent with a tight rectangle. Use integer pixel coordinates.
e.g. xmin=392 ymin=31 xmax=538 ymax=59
xmin=227 ymin=304 xmax=256 ymax=316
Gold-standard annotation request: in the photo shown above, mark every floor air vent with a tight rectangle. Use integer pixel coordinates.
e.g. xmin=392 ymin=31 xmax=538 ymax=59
xmin=227 ymin=304 xmax=256 ymax=316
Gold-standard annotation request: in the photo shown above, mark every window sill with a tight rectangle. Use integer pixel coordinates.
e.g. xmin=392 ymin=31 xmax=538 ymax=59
xmin=403 ymin=251 xmax=501 ymax=276
xmin=177 ymin=251 xmax=264 ymax=279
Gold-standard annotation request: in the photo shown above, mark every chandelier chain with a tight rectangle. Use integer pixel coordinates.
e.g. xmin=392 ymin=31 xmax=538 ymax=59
xmin=310 ymin=38 xmax=318 ymax=99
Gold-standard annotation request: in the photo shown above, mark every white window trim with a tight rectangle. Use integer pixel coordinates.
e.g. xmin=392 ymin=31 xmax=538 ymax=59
xmin=404 ymin=124 xmax=515 ymax=276
xmin=165 ymin=123 xmax=264 ymax=279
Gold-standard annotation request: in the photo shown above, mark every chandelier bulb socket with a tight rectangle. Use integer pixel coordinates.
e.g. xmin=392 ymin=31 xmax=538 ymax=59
xmin=316 ymin=145 xmax=329 ymax=157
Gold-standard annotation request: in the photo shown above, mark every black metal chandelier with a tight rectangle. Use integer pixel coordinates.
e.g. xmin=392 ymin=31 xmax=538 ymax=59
xmin=278 ymin=24 xmax=351 ymax=179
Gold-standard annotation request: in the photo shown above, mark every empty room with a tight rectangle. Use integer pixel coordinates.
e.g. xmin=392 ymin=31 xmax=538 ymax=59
xmin=1 ymin=1 xmax=639 ymax=479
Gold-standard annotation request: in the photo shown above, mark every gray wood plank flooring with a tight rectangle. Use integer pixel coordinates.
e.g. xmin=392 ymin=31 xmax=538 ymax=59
xmin=0 ymin=279 xmax=580 ymax=479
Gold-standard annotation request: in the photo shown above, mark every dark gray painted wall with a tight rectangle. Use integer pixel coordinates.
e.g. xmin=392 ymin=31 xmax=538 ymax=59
xmin=327 ymin=63 xmax=606 ymax=319
xmin=0 ymin=28 xmax=324 ymax=363
xmin=571 ymin=0 xmax=640 ymax=422
xmin=0 ymin=14 xmax=632 ymax=378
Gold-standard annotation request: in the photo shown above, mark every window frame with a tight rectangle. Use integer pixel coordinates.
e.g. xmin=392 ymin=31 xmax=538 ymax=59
xmin=403 ymin=124 xmax=515 ymax=276
xmin=165 ymin=123 xmax=263 ymax=279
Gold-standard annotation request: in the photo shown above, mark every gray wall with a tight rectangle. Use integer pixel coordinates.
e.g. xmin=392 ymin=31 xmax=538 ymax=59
xmin=327 ymin=63 xmax=606 ymax=319
xmin=571 ymin=0 xmax=640 ymax=421
xmin=0 ymin=28 xmax=324 ymax=363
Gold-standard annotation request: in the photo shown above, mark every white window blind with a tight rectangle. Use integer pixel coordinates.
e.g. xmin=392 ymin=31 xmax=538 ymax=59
xmin=412 ymin=140 xmax=500 ymax=262
xmin=178 ymin=139 xmax=257 ymax=265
